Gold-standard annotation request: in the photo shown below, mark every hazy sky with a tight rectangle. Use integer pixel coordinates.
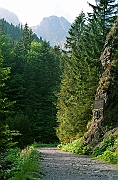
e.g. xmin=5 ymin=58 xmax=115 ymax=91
xmin=0 ymin=0 xmax=96 ymax=26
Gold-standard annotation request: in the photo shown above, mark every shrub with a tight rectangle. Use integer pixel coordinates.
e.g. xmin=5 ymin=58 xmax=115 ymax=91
xmin=82 ymin=145 xmax=92 ymax=155
xmin=96 ymin=150 xmax=118 ymax=164
xmin=4 ymin=145 xmax=41 ymax=180
xmin=92 ymin=146 xmax=103 ymax=157
xmin=58 ymin=137 xmax=92 ymax=155
xmin=93 ymin=135 xmax=118 ymax=165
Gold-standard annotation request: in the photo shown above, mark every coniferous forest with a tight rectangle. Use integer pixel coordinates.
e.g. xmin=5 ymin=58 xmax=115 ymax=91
xmin=0 ymin=0 xmax=118 ymax=179
xmin=0 ymin=21 xmax=62 ymax=149
xmin=56 ymin=0 xmax=118 ymax=144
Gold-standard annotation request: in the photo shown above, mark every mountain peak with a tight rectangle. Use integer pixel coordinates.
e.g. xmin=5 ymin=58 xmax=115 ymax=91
xmin=32 ymin=15 xmax=71 ymax=47
xmin=0 ymin=7 xmax=21 ymax=25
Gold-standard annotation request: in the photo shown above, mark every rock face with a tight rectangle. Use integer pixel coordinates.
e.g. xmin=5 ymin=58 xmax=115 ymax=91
xmin=32 ymin=16 xmax=71 ymax=47
xmin=84 ymin=18 xmax=118 ymax=148
xmin=0 ymin=7 xmax=21 ymax=25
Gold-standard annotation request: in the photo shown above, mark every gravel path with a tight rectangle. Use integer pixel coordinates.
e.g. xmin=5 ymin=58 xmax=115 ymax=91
xmin=37 ymin=147 xmax=118 ymax=180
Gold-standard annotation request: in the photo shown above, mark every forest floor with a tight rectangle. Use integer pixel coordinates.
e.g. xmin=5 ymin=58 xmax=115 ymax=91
xmin=37 ymin=147 xmax=118 ymax=180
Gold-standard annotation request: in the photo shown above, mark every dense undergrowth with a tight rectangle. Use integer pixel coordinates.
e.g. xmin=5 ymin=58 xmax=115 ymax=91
xmin=1 ymin=145 xmax=41 ymax=180
xmin=58 ymin=133 xmax=118 ymax=165
xmin=0 ymin=142 xmax=59 ymax=180
xmin=58 ymin=137 xmax=92 ymax=155
xmin=1 ymin=137 xmax=117 ymax=180
xmin=93 ymin=134 xmax=118 ymax=165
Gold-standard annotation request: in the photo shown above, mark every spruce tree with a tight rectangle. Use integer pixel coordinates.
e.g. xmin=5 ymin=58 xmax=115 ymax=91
xmin=0 ymin=55 xmax=17 ymax=152
xmin=56 ymin=0 xmax=118 ymax=144
xmin=88 ymin=0 xmax=118 ymax=41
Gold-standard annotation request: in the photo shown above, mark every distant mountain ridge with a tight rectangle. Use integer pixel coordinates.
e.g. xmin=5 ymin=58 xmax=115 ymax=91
xmin=0 ymin=7 xmax=21 ymax=25
xmin=32 ymin=16 xmax=71 ymax=47
xmin=0 ymin=7 xmax=71 ymax=47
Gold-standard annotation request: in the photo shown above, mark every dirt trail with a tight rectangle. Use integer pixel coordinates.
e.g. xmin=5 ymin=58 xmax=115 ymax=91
xmin=37 ymin=147 xmax=118 ymax=180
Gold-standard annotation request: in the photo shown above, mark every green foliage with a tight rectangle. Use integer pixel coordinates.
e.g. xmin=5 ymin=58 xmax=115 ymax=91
xmin=104 ymin=60 xmax=118 ymax=129
xmin=88 ymin=0 xmax=118 ymax=39
xmin=0 ymin=19 xmax=40 ymax=42
xmin=0 ymin=19 xmax=22 ymax=41
xmin=5 ymin=145 xmax=41 ymax=180
xmin=93 ymin=136 xmax=115 ymax=156
xmin=56 ymin=11 xmax=101 ymax=144
xmin=0 ymin=54 xmax=11 ymax=120
xmin=0 ymin=2 xmax=117 ymax=151
xmin=0 ymin=125 xmax=19 ymax=152
xmin=58 ymin=137 xmax=92 ymax=155
xmin=7 ymin=112 xmax=34 ymax=148
xmin=58 ymin=134 xmax=118 ymax=165
xmin=56 ymin=0 xmax=118 ymax=144
xmin=1 ymin=23 xmax=61 ymax=147
xmin=95 ymin=137 xmax=115 ymax=156
xmin=34 ymin=142 xmax=59 ymax=148
xmin=0 ymin=52 xmax=19 ymax=153
xmin=97 ymin=150 xmax=118 ymax=164
xmin=92 ymin=134 xmax=118 ymax=165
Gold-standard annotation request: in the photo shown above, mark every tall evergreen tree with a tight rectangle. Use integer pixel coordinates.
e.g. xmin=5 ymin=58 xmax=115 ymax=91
xmin=21 ymin=23 xmax=33 ymax=55
xmin=88 ymin=0 xmax=118 ymax=40
xmin=0 ymin=54 xmax=17 ymax=152
xmin=3 ymin=34 xmax=61 ymax=146
xmin=56 ymin=1 xmax=118 ymax=144
xmin=56 ymin=12 xmax=97 ymax=143
xmin=26 ymin=41 xmax=61 ymax=143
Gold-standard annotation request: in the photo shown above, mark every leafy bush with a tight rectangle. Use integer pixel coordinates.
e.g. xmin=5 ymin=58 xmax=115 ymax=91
xmin=58 ymin=138 xmax=83 ymax=153
xmin=4 ymin=145 xmax=41 ymax=180
xmin=92 ymin=146 xmax=103 ymax=157
xmin=58 ymin=138 xmax=92 ymax=155
xmin=97 ymin=150 xmax=118 ymax=164
xmin=4 ymin=149 xmax=21 ymax=179
xmin=82 ymin=145 xmax=92 ymax=155
xmin=93 ymin=135 xmax=116 ymax=156
xmin=93 ymin=134 xmax=118 ymax=165
xmin=58 ymin=134 xmax=118 ymax=165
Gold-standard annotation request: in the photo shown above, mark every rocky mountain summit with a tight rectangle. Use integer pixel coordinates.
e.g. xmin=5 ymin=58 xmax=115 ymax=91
xmin=84 ymin=18 xmax=118 ymax=148
xmin=32 ymin=16 xmax=71 ymax=47
xmin=0 ymin=7 xmax=71 ymax=47
xmin=0 ymin=7 xmax=21 ymax=25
